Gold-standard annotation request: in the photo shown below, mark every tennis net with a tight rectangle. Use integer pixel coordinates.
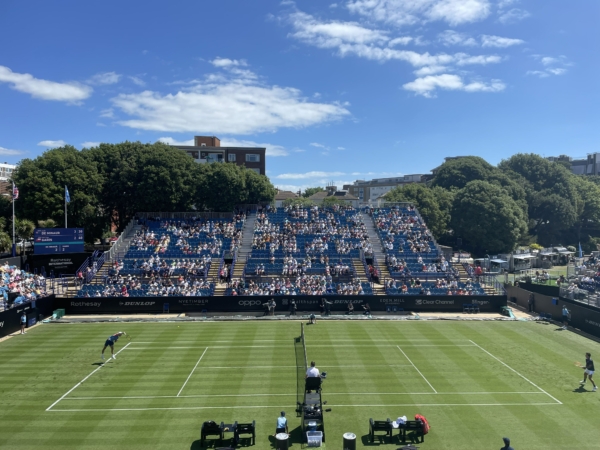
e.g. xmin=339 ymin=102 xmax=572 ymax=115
xmin=294 ymin=323 xmax=308 ymax=411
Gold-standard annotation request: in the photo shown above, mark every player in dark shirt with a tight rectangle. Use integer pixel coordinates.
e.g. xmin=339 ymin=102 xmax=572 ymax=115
xmin=500 ymin=437 xmax=514 ymax=450
xmin=579 ymin=353 xmax=597 ymax=392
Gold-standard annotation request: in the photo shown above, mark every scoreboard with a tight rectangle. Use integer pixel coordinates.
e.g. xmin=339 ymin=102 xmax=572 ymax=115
xmin=33 ymin=228 xmax=85 ymax=254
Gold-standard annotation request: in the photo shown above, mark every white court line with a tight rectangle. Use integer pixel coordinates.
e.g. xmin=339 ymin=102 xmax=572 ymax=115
xmin=177 ymin=348 xmax=207 ymax=397
xmin=46 ymin=342 xmax=132 ymax=411
xmin=49 ymin=405 xmax=295 ymax=412
xmin=469 ymin=340 xmax=562 ymax=405
xmin=192 ymin=364 xmax=414 ymax=369
xmin=133 ymin=340 xmax=282 ymax=344
xmin=127 ymin=346 xmax=279 ymax=349
xmin=397 ymin=345 xmax=437 ymax=393
xmin=64 ymin=393 xmax=297 ymax=400
xmin=63 ymin=391 xmax=546 ymax=400
xmin=127 ymin=345 xmax=474 ymax=350
xmin=48 ymin=402 xmax=561 ymax=412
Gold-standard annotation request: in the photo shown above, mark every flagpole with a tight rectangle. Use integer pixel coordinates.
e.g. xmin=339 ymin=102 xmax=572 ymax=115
xmin=12 ymin=182 xmax=16 ymax=257
xmin=65 ymin=186 xmax=67 ymax=228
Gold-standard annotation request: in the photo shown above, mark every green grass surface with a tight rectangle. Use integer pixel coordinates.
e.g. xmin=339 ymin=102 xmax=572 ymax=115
xmin=1 ymin=320 xmax=599 ymax=449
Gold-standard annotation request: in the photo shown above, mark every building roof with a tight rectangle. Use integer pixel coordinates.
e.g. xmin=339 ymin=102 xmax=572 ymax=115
xmin=275 ymin=190 xmax=298 ymax=200
xmin=308 ymin=191 xmax=329 ymax=200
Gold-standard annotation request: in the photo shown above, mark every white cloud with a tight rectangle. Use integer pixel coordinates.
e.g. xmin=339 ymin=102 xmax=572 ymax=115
xmin=220 ymin=137 xmax=289 ymax=157
xmin=481 ymin=34 xmax=524 ymax=47
xmin=346 ymin=0 xmax=491 ymax=26
xmin=498 ymin=8 xmax=530 ymax=24
xmin=96 ymin=122 xmax=107 ymax=127
xmin=414 ymin=65 xmax=448 ymax=76
xmin=389 ymin=36 xmax=413 ymax=46
xmin=287 ymin=12 xmax=502 ymax=68
xmin=438 ymin=30 xmax=477 ymax=46
xmin=38 ymin=140 xmax=67 ymax=147
xmin=158 ymin=136 xmax=289 ymax=157
xmin=337 ymin=146 xmax=346 ymax=150
xmin=0 ymin=146 xmax=24 ymax=155
xmin=528 ymin=55 xmax=570 ymax=77
xmin=0 ymin=65 xmax=92 ymax=102
xmin=403 ymin=74 xmax=505 ymax=97
xmin=310 ymin=142 xmax=328 ymax=149
xmin=100 ymin=108 xmax=115 ymax=118
xmin=276 ymin=171 xmax=346 ymax=179
xmin=88 ymin=71 xmax=121 ymax=85
xmin=289 ymin=11 xmax=389 ymax=48
xmin=81 ymin=141 xmax=101 ymax=148
xmin=129 ymin=76 xmax=146 ymax=87
xmin=111 ymin=78 xmax=350 ymax=134
xmin=210 ymin=58 xmax=248 ymax=68
xmin=157 ymin=137 xmax=195 ymax=146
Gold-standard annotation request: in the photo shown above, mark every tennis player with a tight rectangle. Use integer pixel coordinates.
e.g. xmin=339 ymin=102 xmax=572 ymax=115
xmin=101 ymin=331 xmax=126 ymax=360
xmin=579 ymin=352 xmax=597 ymax=392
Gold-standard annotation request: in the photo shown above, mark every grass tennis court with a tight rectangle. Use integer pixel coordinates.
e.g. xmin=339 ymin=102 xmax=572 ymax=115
xmin=0 ymin=319 xmax=598 ymax=449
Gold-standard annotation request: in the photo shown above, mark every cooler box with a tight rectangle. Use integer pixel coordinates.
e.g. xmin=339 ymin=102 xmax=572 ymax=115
xmin=306 ymin=431 xmax=323 ymax=447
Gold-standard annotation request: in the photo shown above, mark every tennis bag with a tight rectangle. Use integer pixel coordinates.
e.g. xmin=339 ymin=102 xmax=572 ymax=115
xmin=414 ymin=414 xmax=430 ymax=435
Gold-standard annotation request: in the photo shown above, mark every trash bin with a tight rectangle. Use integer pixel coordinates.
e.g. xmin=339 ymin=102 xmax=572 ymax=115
xmin=343 ymin=432 xmax=357 ymax=450
xmin=275 ymin=433 xmax=289 ymax=450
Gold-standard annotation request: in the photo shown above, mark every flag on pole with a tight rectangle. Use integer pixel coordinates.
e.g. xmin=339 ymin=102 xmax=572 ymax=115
xmin=12 ymin=185 xmax=18 ymax=200
xmin=65 ymin=185 xmax=71 ymax=203
xmin=578 ymin=242 xmax=583 ymax=259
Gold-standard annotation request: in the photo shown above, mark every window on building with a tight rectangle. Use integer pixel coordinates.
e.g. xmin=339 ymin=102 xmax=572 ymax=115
xmin=245 ymin=154 xmax=260 ymax=162
xmin=228 ymin=154 xmax=236 ymax=162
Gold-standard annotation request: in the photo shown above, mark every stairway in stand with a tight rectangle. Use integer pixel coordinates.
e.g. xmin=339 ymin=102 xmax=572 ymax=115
xmin=214 ymin=211 xmax=257 ymax=296
xmin=362 ymin=211 xmax=392 ymax=295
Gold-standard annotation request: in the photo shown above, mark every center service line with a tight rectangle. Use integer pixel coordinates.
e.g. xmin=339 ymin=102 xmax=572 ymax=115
xmin=46 ymin=342 xmax=132 ymax=411
xmin=397 ymin=345 xmax=437 ymax=393
xmin=177 ymin=347 xmax=208 ymax=397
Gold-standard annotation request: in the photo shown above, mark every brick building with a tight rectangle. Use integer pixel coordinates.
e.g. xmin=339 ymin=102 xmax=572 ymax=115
xmin=173 ymin=136 xmax=266 ymax=175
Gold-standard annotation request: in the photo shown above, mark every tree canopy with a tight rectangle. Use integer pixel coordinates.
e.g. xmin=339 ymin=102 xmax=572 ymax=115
xmin=12 ymin=142 xmax=276 ymax=242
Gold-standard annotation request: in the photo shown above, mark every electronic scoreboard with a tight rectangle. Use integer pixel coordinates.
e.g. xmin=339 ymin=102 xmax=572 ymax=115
xmin=33 ymin=228 xmax=85 ymax=254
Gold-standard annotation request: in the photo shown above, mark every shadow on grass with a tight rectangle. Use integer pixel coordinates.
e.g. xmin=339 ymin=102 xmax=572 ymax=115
xmin=268 ymin=426 xmax=304 ymax=448
xmin=361 ymin=433 xmax=391 ymax=446
xmin=91 ymin=362 xmax=104 ymax=366
xmin=190 ymin=438 xmax=235 ymax=449
xmin=572 ymin=385 xmax=592 ymax=393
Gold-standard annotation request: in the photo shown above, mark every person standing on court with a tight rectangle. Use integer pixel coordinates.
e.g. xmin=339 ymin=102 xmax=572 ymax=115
xmin=274 ymin=411 xmax=288 ymax=436
xmin=562 ymin=304 xmax=570 ymax=330
xmin=528 ymin=293 xmax=535 ymax=313
xmin=579 ymin=352 xmax=597 ymax=391
xmin=20 ymin=312 xmax=27 ymax=334
xmin=500 ymin=437 xmax=514 ymax=450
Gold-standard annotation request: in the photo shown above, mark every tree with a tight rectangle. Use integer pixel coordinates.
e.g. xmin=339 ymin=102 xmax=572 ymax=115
xmin=38 ymin=219 xmax=57 ymax=228
xmin=244 ymin=170 xmax=277 ymax=205
xmin=195 ymin=162 xmax=248 ymax=211
xmin=451 ymin=181 xmax=527 ymax=255
xmin=283 ymin=197 xmax=314 ymax=208
xmin=499 ymin=153 xmax=581 ymax=246
xmin=87 ymin=142 xmax=198 ymax=230
xmin=431 ymin=157 xmax=496 ymax=190
xmin=384 ymin=184 xmax=451 ymax=238
xmin=14 ymin=218 xmax=35 ymax=254
xmin=321 ymin=196 xmax=349 ymax=208
xmin=12 ymin=146 xmax=105 ymax=243
xmin=302 ymin=187 xmax=325 ymax=198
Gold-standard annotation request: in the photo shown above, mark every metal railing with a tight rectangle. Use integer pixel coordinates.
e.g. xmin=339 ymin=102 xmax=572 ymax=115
xmin=560 ymin=286 xmax=600 ymax=308
xmin=108 ymin=218 xmax=137 ymax=261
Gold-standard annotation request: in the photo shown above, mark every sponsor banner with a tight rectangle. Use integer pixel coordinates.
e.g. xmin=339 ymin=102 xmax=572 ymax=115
xmin=0 ymin=296 xmax=54 ymax=338
xmin=54 ymin=295 xmax=506 ymax=314
xmin=27 ymin=253 xmax=90 ymax=276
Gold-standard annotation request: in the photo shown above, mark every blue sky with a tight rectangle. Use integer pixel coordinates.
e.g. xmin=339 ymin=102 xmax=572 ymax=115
xmin=0 ymin=0 xmax=598 ymax=192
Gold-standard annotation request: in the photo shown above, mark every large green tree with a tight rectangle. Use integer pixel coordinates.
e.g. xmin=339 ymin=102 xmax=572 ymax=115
xmin=87 ymin=142 xmax=197 ymax=230
xmin=302 ymin=187 xmax=324 ymax=198
xmin=431 ymin=157 xmax=496 ymax=191
xmin=451 ymin=180 xmax=527 ymax=254
xmin=12 ymin=146 xmax=105 ymax=242
xmin=499 ymin=153 xmax=581 ymax=245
